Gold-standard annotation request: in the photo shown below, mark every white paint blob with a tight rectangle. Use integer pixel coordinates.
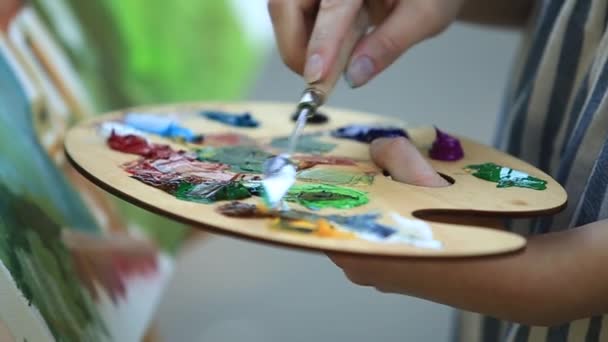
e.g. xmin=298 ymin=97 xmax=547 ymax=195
xmin=262 ymin=164 xmax=296 ymax=208
xmin=387 ymin=213 xmax=442 ymax=249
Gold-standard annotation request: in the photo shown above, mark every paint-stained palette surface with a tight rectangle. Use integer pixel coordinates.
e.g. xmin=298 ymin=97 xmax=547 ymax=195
xmin=65 ymin=102 xmax=568 ymax=258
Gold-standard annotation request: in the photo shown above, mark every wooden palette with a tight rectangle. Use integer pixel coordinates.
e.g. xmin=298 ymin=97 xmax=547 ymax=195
xmin=65 ymin=102 xmax=567 ymax=258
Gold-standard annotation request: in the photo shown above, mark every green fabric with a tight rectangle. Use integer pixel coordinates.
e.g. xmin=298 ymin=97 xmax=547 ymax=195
xmin=31 ymin=0 xmax=262 ymax=253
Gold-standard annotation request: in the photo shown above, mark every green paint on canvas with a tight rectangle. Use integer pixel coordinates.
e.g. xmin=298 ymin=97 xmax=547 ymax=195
xmin=284 ymin=184 xmax=369 ymax=210
xmin=296 ymin=168 xmax=375 ymax=186
xmin=0 ymin=185 xmax=108 ymax=341
xmin=271 ymin=134 xmax=337 ymax=154
xmin=196 ymin=146 xmax=273 ymax=173
xmin=466 ymin=163 xmax=547 ymax=190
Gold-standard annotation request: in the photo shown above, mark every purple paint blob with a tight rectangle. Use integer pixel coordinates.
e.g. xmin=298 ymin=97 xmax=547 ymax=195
xmin=429 ymin=127 xmax=464 ymax=161
xmin=331 ymin=125 xmax=408 ymax=143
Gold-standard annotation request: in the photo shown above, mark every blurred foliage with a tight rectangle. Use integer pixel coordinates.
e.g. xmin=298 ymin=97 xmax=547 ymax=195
xmin=31 ymin=0 xmax=263 ymax=253
xmin=33 ymin=0 xmax=260 ymax=109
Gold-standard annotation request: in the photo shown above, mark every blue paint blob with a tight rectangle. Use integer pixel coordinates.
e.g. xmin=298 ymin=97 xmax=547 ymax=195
xmin=201 ymin=110 xmax=260 ymax=128
xmin=124 ymin=113 xmax=202 ymax=142
xmin=331 ymin=125 xmax=408 ymax=143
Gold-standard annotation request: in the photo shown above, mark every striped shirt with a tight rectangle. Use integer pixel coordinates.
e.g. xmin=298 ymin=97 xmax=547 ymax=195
xmin=459 ymin=0 xmax=608 ymax=341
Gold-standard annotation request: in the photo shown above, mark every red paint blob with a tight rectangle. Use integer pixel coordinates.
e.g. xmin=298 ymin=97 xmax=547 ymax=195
xmin=108 ymin=132 xmax=174 ymax=159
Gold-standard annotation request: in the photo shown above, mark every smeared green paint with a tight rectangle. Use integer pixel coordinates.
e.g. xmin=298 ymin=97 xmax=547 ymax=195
xmin=466 ymin=163 xmax=548 ymax=190
xmin=296 ymin=168 xmax=375 ymax=186
xmin=284 ymin=184 xmax=369 ymax=210
xmin=174 ymin=181 xmax=252 ymax=203
xmin=0 ymin=185 xmax=108 ymax=341
xmin=196 ymin=146 xmax=273 ymax=173
xmin=271 ymin=133 xmax=336 ymax=154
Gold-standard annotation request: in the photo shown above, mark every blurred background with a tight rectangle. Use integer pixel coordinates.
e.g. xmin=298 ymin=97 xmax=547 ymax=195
xmin=155 ymin=3 xmax=523 ymax=342
xmin=35 ymin=0 xmax=522 ymax=340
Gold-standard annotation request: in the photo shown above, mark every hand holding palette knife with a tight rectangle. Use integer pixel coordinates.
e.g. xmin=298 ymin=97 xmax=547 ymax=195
xmin=262 ymin=7 xmax=371 ymax=206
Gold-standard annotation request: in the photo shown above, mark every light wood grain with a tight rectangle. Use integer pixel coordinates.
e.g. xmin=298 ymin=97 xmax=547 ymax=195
xmin=65 ymin=102 xmax=568 ymax=258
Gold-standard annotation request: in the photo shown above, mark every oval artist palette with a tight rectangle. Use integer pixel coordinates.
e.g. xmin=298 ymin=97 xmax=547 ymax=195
xmin=65 ymin=102 xmax=567 ymax=258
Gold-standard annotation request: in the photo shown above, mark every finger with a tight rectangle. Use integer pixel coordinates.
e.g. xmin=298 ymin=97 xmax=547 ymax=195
xmin=370 ymin=137 xmax=449 ymax=187
xmin=346 ymin=1 xmax=452 ymax=87
xmin=327 ymin=254 xmax=376 ymax=286
xmin=304 ymin=0 xmax=364 ymax=83
xmin=268 ymin=0 xmax=318 ymax=74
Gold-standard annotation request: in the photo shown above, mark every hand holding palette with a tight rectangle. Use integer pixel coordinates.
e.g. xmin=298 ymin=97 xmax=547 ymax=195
xmin=65 ymin=102 xmax=567 ymax=258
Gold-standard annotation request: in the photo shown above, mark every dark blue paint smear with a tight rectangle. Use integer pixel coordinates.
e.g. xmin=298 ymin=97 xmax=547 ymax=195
xmin=217 ymin=202 xmax=398 ymax=240
xmin=331 ymin=125 xmax=408 ymax=143
xmin=281 ymin=210 xmax=396 ymax=238
xmin=327 ymin=213 xmax=396 ymax=238
xmin=201 ymin=110 xmax=260 ymax=128
xmin=124 ymin=113 xmax=202 ymax=142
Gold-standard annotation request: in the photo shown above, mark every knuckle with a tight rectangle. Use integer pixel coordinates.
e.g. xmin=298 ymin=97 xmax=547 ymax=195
xmin=309 ymin=27 xmax=330 ymax=44
xmin=319 ymin=0 xmax=348 ymax=11
xmin=375 ymin=33 xmax=404 ymax=57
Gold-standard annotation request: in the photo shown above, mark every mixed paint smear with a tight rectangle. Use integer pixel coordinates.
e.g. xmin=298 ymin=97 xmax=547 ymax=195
xmin=466 ymin=163 xmax=548 ymax=190
xmin=270 ymin=133 xmax=337 ymax=154
xmin=429 ymin=127 xmax=464 ymax=161
xmin=331 ymin=124 xmax=408 ymax=143
xmin=203 ymin=133 xmax=256 ymax=146
xmin=293 ymin=154 xmax=357 ymax=167
xmin=201 ymin=110 xmax=260 ymax=128
xmin=297 ymin=168 xmax=375 ymax=186
xmin=216 ymin=202 xmax=441 ymax=248
xmin=196 ymin=145 xmax=273 ymax=173
xmin=175 ymin=181 xmax=253 ymax=203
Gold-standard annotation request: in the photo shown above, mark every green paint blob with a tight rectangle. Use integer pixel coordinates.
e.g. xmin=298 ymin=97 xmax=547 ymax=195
xmin=174 ymin=181 xmax=252 ymax=203
xmin=466 ymin=163 xmax=548 ymax=190
xmin=284 ymin=184 xmax=369 ymax=209
xmin=297 ymin=168 xmax=375 ymax=186
xmin=271 ymin=134 xmax=337 ymax=154
xmin=196 ymin=146 xmax=273 ymax=173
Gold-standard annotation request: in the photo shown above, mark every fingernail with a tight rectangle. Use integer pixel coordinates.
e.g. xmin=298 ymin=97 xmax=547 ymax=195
xmin=304 ymin=54 xmax=324 ymax=83
xmin=345 ymin=55 xmax=375 ymax=88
